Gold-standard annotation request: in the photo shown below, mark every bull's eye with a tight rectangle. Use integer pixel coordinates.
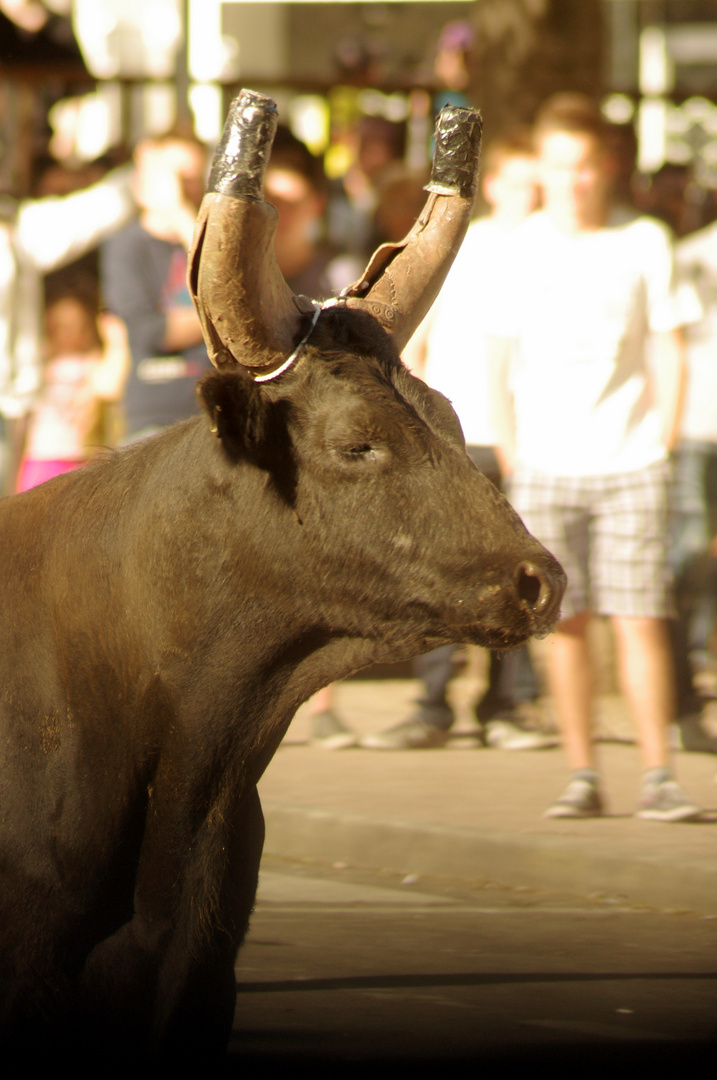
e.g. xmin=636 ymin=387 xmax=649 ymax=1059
xmin=329 ymin=440 xmax=388 ymax=469
xmin=343 ymin=443 xmax=376 ymax=460
xmin=324 ymin=417 xmax=390 ymax=469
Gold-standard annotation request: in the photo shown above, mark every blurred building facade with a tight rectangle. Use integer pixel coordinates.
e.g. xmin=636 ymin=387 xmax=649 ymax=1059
xmin=1 ymin=2 xmax=717 ymax=224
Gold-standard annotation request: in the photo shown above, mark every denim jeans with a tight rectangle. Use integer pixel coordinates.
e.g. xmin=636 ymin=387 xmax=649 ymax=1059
xmin=669 ymin=439 xmax=717 ymax=712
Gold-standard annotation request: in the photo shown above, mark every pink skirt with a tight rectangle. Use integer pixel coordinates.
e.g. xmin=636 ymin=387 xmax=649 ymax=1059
xmin=16 ymin=458 xmax=85 ymax=493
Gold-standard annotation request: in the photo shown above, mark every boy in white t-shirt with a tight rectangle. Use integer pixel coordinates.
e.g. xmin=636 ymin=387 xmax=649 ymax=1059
xmin=491 ymin=94 xmax=701 ymax=821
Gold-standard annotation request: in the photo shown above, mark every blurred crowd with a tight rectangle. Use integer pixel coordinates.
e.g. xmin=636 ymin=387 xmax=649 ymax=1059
xmin=2 ymin=19 xmax=717 ymax=824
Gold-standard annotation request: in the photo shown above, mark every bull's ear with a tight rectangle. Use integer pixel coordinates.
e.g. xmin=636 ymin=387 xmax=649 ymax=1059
xmin=197 ymin=371 xmax=273 ymax=459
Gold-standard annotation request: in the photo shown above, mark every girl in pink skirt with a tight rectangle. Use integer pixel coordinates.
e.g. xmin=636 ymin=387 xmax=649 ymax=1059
xmin=16 ymin=286 xmax=128 ymax=492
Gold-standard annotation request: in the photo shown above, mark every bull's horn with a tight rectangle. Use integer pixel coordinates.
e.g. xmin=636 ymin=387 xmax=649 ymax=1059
xmin=339 ymin=104 xmax=482 ymax=354
xmin=188 ymin=89 xmax=308 ymax=373
xmin=189 ymin=91 xmax=482 ymax=373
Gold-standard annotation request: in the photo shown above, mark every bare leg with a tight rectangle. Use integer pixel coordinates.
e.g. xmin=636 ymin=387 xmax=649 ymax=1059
xmin=611 ymin=615 xmax=673 ymax=769
xmin=307 ymin=685 xmax=334 ymax=715
xmin=306 ymin=684 xmax=355 ymax=747
xmin=543 ymin=611 xmax=594 ymax=769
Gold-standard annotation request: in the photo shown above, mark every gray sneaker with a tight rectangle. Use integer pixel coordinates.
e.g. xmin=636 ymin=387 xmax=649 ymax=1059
xmin=360 ymin=717 xmax=450 ymax=750
xmin=637 ymin=779 xmax=702 ymax=822
xmin=544 ymin=777 xmax=604 ymax=819
xmin=310 ymin=710 xmax=357 ymax=749
xmin=484 ymin=718 xmax=559 ymax=750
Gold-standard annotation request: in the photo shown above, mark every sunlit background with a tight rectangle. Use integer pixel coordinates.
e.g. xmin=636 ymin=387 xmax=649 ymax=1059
xmin=2 ymin=2 xmax=717 ymax=231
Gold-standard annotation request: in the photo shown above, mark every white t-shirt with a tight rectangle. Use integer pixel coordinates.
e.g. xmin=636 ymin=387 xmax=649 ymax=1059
xmin=420 ymin=216 xmax=516 ymax=447
xmin=675 ymin=221 xmax=717 ymax=444
xmin=488 ymin=208 xmax=680 ymax=477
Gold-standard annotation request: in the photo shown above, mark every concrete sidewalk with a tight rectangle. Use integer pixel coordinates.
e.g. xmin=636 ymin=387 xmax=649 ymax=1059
xmin=259 ymin=673 xmax=717 ymax=917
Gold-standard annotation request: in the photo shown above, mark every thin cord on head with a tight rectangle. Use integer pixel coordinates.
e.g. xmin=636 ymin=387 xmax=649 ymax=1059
xmin=252 ymin=300 xmax=324 ymax=382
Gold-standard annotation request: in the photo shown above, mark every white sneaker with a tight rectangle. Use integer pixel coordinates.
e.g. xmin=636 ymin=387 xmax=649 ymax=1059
xmin=485 ymin=718 xmax=559 ymax=750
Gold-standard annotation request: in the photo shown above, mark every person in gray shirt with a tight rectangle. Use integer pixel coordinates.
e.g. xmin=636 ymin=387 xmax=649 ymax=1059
xmin=101 ymin=132 xmax=212 ymax=442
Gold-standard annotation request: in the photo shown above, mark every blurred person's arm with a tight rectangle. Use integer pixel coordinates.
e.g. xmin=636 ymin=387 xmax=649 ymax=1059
xmin=643 ymin=220 xmax=687 ymax=452
xmin=161 ymin=308 xmax=204 ymax=353
xmin=133 ymin=142 xmax=204 ymax=352
xmin=652 ymin=327 xmax=686 ymax=452
xmin=89 ymin=312 xmax=131 ymax=401
xmin=14 ymin=166 xmax=136 ymax=273
xmin=488 ymin=335 xmax=516 ymax=477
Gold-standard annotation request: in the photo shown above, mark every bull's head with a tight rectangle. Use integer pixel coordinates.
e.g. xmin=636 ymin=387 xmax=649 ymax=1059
xmin=187 ymin=90 xmax=564 ymax=653
xmin=188 ymin=89 xmax=482 ymax=380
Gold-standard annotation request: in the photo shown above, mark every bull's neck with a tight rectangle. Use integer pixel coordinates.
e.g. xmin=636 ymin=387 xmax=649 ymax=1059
xmin=236 ymin=630 xmax=381 ymax=784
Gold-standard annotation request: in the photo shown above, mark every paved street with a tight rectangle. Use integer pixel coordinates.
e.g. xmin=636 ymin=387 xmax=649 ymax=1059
xmin=228 ymin=857 xmax=717 ymax=1069
xmin=258 ymin=670 xmax=717 ymax=917
xmin=225 ymin=657 xmax=717 ymax=1068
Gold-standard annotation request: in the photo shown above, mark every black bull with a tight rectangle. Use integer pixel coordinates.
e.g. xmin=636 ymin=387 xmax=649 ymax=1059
xmin=0 ymin=93 xmax=565 ymax=1058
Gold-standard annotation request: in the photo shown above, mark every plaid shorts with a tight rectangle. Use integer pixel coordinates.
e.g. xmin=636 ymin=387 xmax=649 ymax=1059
xmin=509 ymin=462 xmax=674 ymax=620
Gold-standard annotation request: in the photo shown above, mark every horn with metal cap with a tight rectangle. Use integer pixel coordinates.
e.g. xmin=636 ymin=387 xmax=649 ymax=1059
xmin=337 ymin=103 xmax=482 ymax=353
xmin=188 ymin=90 xmax=482 ymax=375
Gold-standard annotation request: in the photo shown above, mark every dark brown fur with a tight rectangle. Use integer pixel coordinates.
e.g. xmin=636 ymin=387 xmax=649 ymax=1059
xmin=0 ymin=306 xmax=564 ymax=1060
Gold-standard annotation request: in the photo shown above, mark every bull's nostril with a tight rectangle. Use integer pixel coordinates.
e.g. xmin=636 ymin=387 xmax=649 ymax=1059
xmin=517 ymin=562 xmax=549 ymax=612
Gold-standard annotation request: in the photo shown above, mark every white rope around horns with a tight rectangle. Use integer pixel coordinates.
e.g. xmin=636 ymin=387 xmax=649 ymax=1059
xmin=252 ymin=299 xmax=327 ymax=383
